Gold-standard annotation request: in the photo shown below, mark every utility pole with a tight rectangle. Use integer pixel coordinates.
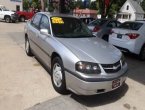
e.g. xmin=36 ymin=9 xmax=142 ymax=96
xmin=40 ymin=0 xmax=45 ymax=11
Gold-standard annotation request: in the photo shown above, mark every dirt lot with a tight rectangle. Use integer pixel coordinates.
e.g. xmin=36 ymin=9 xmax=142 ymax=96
xmin=0 ymin=21 xmax=145 ymax=110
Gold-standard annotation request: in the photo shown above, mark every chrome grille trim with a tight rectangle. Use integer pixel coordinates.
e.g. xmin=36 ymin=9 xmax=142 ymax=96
xmin=101 ymin=61 xmax=121 ymax=73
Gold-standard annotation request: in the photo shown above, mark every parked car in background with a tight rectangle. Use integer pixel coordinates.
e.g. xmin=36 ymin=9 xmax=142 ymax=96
xmin=25 ymin=12 xmax=128 ymax=95
xmin=16 ymin=10 xmax=35 ymax=22
xmin=109 ymin=21 xmax=145 ymax=60
xmin=88 ymin=19 xmax=121 ymax=41
xmin=0 ymin=5 xmax=18 ymax=23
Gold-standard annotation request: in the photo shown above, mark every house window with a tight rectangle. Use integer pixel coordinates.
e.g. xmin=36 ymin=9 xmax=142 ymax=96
xmin=129 ymin=15 xmax=131 ymax=19
xmin=123 ymin=14 xmax=128 ymax=19
xmin=126 ymin=5 xmax=129 ymax=10
xmin=117 ymin=14 xmax=122 ymax=19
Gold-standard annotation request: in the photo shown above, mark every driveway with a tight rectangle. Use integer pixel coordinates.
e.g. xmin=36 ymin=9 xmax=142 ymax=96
xmin=0 ymin=22 xmax=60 ymax=110
xmin=0 ymin=22 xmax=145 ymax=110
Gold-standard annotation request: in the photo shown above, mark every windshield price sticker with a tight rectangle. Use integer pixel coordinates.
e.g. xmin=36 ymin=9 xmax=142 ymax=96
xmin=51 ymin=17 xmax=64 ymax=24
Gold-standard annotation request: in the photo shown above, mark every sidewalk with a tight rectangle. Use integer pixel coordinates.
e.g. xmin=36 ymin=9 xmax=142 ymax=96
xmin=0 ymin=22 xmax=60 ymax=110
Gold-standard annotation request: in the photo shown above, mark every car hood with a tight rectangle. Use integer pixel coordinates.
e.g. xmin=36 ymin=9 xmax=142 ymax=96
xmin=3 ymin=10 xmax=15 ymax=15
xmin=57 ymin=37 xmax=122 ymax=64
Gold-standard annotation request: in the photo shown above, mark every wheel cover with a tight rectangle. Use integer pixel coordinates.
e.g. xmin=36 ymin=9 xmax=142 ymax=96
xmin=6 ymin=18 xmax=10 ymax=22
xmin=25 ymin=39 xmax=29 ymax=54
xmin=53 ymin=63 xmax=63 ymax=87
xmin=21 ymin=17 xmax=25 ymax=22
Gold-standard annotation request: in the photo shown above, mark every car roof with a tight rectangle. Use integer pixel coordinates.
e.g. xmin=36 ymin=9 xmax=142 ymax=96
xmin=124 ymin=21 xmax=145 ymax=24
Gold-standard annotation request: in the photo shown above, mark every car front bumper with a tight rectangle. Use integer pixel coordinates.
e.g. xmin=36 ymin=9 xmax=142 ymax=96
xmin=65 ymin=63 xmax=128 ymax=95
xmin=11 ymin=14 xmax=18 ymax=21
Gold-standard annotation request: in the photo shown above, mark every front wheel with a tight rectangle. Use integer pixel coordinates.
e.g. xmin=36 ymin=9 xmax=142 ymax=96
xmin=139 ymin=44 xmax=145 ymax=61
xmin=102 ymin=35 xmax=109 ymax=42
xmin=51 ymin=57 xmax=68 ymax=94
xmin=20 ymin=16 xmax=25 ymax=22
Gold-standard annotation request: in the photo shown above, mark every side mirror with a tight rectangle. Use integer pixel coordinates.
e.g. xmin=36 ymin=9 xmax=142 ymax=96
xmin=40 ymin=29 xmax=51 ymax=36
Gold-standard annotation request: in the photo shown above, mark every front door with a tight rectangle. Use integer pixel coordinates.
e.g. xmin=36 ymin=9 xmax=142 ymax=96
xmin=0 ymin=8 xmax=3 ymax=19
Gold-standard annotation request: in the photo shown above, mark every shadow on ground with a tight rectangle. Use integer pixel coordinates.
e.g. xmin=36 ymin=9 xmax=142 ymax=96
xmin=70 ymin=83 xmax=128 ymax=107
xmin=123 ymin=53 xmax=145 ymax=85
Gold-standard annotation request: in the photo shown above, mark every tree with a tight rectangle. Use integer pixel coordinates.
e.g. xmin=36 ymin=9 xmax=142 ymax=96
xmin=96 ymin=0 xmax=126 ymax=18
xmin=141 ymin=0 xmax=145 ymax=11
xmin=97 ymin=0 xmax=114 ymax=18
xmin=23 ymin=0 xmax=30 ymax=11
xmin=75 ymin=0 xmax=85 ymax=9
xmin=89 ymin=1 xmax=97 ymax=10
xmin=60 ymin=0 xmax=75 ymax=13
xmin=40 ymin=0 xmax=45 ymax=11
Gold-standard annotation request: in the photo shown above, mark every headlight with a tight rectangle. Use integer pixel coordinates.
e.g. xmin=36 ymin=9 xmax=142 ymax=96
xmin=75 ymin=61 xmax=101 ymax=74
xmin=121 ymin=54 xmax=125 ymax=66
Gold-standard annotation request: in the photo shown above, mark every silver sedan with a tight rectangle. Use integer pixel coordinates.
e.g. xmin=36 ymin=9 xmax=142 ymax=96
xmin=24 ymin=12 xmax=128 ymax=95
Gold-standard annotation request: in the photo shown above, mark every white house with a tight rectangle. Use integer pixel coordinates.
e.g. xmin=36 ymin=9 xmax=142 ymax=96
xmin=117 ymin=0 xmax=144 ymax=23
xmin=0 ymin=0 xmax=22 ymax=11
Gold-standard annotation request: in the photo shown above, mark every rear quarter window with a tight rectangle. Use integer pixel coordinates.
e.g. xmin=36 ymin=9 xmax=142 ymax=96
xmin=119 ymin=22 xmax=143 ymax=30
xmin=88 ymin=19 xmax=107 ymax=26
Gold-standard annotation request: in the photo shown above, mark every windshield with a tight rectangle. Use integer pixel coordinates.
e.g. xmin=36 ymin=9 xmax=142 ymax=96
xmin=88 ymin=19 xmax=107 ymax=26
xmin=1 ymin=6 xmax=9 ymax=11
xmin=119 ymin=22 xmax=143 ymax=30
xmin=50 ymin=17 xmax=94 ymax=38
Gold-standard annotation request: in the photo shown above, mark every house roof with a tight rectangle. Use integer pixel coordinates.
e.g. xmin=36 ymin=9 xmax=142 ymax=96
xmin=120 ymin=0 xmax=144 ymax=14
xmin=129 ymin=0 xmax=144 ymax=13
xmin=73 ymin=9 xmax=97 ymax=14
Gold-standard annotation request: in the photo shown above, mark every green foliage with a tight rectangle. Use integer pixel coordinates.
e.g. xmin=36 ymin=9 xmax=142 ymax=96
xmin=95 ymin=0 xmax=126 ymax=18
xmin=23 ymin=0 xmax=40 ymax=11
xmin=48 ymin=3 xmax=54 ymax=12
xmin=74 ymin=0 xmax=85 ymax=9
xmin=23 ymin=0 xmax=30 ymax=11
xmin=141 ymin=0 xmax=145 ymax=11
xmin=89 ymin=1 xmax=97 ymax=10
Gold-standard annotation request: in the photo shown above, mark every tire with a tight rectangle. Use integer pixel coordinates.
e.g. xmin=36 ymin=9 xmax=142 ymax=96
xmin=20 ymin=16 xmax=25 ymax=22
xmin=51 ymin=57 xmax=68 ymax=94
xmin=5 ymin=16 xmax=11 ymax=23
xmin=25 ymin=37 xmax=33 ymax=56
xmin=102 ymin=35 xmax=109 ymax=42
xmin=139 ymin=44 xmax=145 ymax=61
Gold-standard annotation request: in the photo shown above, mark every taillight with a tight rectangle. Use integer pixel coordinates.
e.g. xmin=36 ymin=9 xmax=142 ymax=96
xmin=109 ymin=29 xmax=114 ymax=34
xmin=125 ymin=33 xmax=139 ymax=39
xmin=93 ymin=26 xmax=100 ymax=32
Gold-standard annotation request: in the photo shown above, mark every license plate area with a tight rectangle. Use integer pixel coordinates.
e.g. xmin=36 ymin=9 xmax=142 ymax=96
xmin=112 ymin=79 xmax=120 ymax=89
xmin=117 ymin=34 xmax=122 ymax=39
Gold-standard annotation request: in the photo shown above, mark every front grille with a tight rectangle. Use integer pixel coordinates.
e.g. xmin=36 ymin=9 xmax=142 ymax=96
xmin=101 ymin=61 xmax=121 ymax=73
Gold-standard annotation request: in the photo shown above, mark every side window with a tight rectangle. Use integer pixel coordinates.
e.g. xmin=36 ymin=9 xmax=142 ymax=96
xmin=126 ymin=5 xmax=129 ymax=10
xmin=116 ymin=21 xmax=121 ymax=27
xmin=40 ymin=15 xmax=50 ymax=34
xmin=31 ymin=14 xmax=42 ymax=29
xmin=107 ymin=21 xmax=116 ymax=28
